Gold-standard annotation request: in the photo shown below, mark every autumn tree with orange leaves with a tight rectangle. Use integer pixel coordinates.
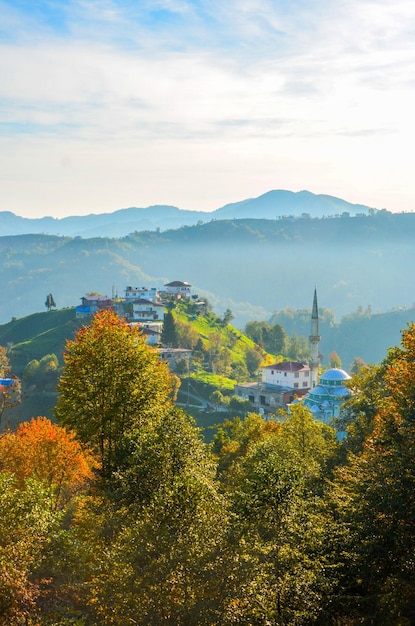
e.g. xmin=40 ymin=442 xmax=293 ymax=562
xmin=0 ymin=417 xmax=95 ymax=508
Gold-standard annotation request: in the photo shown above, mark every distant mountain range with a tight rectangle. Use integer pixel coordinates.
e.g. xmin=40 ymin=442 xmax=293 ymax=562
xmin=0 ymin=190 xmax=376 ymax=238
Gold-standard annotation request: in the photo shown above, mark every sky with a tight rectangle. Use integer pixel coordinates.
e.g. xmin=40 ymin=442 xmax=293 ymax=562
xmin=1 ymin=0 xmax=415 ymax=218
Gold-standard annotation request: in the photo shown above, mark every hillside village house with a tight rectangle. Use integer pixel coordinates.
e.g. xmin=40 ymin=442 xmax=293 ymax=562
xmin=129 ymin=322 xmax=162 ymax=346
xmin=75 ymin=282 xmax=192 ymax=364
xmin=235 ymin=361 xmax=311 ymax=414
xmin=158 ymin=348 xmax=193 ymax=371
xmin=164 ymin=281 xmax=191 ymax=299
xmin=262 ymin=361 xmax=310 ymax=390
xmin=131 ymin=299 xmax=164 ymax=322
xmin=76 ymin=295 xmax=114 ymax=318
xmin=125 ymin=286 xmax=159 ymax=302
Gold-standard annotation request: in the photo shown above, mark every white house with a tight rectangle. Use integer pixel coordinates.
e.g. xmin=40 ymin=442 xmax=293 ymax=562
xmin=262 ymin=361 xmax=311 ymax=391
xmin=129 ymin=321 xmax=162 ymax=346
xmin=164 ymin=281 xmax=191 ymax=298
xmin=131 ymin=299 xmax=164 ymax=322
xmin=125 ymin=286 xmax=160 ymax=302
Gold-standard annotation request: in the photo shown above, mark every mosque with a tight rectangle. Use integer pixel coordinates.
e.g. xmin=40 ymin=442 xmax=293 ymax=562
xmin=235 ymin=289 xmax=352 ymax=427
xmin=300 ymin=289 xmax=352 ymax=425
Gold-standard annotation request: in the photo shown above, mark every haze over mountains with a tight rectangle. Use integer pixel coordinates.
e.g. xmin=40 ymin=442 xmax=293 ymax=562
xmin=1 ymin=188 xmax=415 ymax=367
xmin=0 ymin=190 xmax=376 ymax=238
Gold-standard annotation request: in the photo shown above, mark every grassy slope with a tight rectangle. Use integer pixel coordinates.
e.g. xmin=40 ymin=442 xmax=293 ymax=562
xmin=0 ymin=304 xmax=264 ymax=434
xmin=0 ymin=308 xmax=81 ymax=375
xmin=174 ymin=305 xmax=260 ymax=391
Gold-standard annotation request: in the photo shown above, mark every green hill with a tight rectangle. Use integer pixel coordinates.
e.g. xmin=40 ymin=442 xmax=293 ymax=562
xmin=0 ymin=303 xmax=270 ymax=433
xmin=0 ymin=308 xmax=81 ymax=375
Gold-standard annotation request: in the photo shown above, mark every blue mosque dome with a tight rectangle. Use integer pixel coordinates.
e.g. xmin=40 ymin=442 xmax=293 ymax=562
xmin=302 ymin=367 xmax=352 ymax=426
xmin=320 ymin=368 xmax=351 ymax=383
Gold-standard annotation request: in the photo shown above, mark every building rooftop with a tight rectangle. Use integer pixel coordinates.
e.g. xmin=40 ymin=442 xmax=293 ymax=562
xmin=263 ymin=361 xmax=308 ymax=372
xmin=164 ymin=281 xmax=191 ymax=287
xmin=320 ymin=368 xmax=351 ymax=382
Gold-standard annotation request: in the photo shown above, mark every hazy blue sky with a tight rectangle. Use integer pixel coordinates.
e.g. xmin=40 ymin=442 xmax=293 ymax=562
xmin=1 ymin=0 xmax=415 ymax=217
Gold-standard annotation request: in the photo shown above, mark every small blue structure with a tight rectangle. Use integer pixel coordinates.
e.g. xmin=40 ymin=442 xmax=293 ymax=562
xmin=302 ymin=368 xmax=352 ymax=425
xmin=0 ymin=378 xmax=14 ymax=388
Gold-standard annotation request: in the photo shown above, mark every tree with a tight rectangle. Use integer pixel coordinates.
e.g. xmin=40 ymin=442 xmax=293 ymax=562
xmin=350 ymin=356 xmax=367 ymax=375
xmin=55 ymin=309 xmax=174 ymax=486
xmin=327 ymin=323 xmax=415 ymax=622
xmin=0 ymin=345 xmax=21 ymax=427
xmin=328 ymin=350 xmax=342 ymax=368
xmin=244 ymin=321 xmax=287 ymax=355
xmin=0 ymin=345 xmax=10 ymax=377
xmin=0 ymin=417 xmax=95 ymax=508
xmin=244 ymin=320 xmax=269 ymax=347
xmin=245 ymin=345 xmax=263 ymax=376
xmin=222 ymin=308 xmax=234 ymax=325
xmin=268 ymin=322 xmax=287 ymax=354
xmin=81 ymin=409 xmax=229 ymax=625
xmin=210 ymin=389 xmax=224 ymax=410
xmin=0 ymin=473 xmax=58 ymax=625
xmin=23 ymin=354 xmax=60 ymax=392
xmin=161 ymin=310 xmax=178 ymax=347
xmin=175 ymin=318 xmax=199 ymax=349
xmin=286 ymin=333 xmax=311 ymax=362
xmin=220 ymin=429 xmax=333 ymax=624
xmin=45 ymin=293 xmax=56 ymax=311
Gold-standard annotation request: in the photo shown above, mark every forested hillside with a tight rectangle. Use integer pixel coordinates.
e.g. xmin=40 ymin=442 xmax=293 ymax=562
xmin=1 ymin=211 xmax=415 ymax=359
xmin=270 ymin=305 xmax=415 ymax=369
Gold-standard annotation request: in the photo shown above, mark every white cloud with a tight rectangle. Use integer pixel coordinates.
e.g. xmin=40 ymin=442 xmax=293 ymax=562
xmin=1 ymin=0 xmax=415 ymax=216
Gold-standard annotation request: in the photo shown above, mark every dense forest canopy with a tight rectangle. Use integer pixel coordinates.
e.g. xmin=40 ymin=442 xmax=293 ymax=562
xmin=0 ymin=310 xmax=414 ymax=624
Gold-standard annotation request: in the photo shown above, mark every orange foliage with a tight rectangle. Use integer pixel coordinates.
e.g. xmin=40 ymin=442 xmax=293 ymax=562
xmin=0 ymin=417 xmax=97 ymax=505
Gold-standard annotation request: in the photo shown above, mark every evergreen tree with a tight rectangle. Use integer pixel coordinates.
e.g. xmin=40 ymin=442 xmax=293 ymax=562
xmin=161 ymin=310 xmax=178 ymax=347
xmin=45 ymin=293 xmax=56 ymax=311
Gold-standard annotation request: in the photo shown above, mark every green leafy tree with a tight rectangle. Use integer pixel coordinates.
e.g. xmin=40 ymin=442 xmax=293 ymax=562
xmin=244 ymin=320 xmax=268 ymax=347
xmin=286 ymin=332 xmax=311 ymax=362
xmin=82 ymin=409 xmax=229 ymax=625
xmin=23 ymin=354 xmax=60 ymax=392
xmin=0 ymin=346 xmax=21 ymax=427
xmin=268 ymin=322 xmax=287 ymax=354
xmin=0 ymin=474 xmax=58 ymax=625
xmin=244 ymin=321 xmax=287 ymax=355
xmin=175 ymin=318 xmax=199 ymax=349
xmin=210 ymin=389 xmax=224 ymax=409
xmin=245 ymin=345 xmax=263 ymax=376
xmin=327 ymin=323 xmax=415 ymax=623
xmin=55 ymin=309 xmax=174 ymax=487
xmin=221 ymin=430 xmax=333 ymax=624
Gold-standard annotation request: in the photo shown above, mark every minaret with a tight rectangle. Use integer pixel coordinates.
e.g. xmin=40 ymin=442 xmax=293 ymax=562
xmin=309 ymin=288 xmax=321 ymax=388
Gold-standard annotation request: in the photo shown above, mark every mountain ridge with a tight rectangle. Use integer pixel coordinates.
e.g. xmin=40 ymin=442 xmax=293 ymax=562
xmin=0 ymin=190 xmax=379 ymax=238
